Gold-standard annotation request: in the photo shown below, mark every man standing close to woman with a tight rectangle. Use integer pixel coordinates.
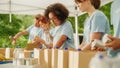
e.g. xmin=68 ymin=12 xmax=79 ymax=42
xmin=74 ymin=0 xmax=110 ymax=50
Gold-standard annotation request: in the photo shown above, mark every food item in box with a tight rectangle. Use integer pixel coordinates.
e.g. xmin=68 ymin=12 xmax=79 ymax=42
xmin=91 ymin=39 xmax=105 ymax=50
xmin=102 ymin=34 xmax=112 ymax=43
xmin=25 ymin=41 xmax=42 ymax=50
xmin=24 ymin=50 xmax=34 ymax=58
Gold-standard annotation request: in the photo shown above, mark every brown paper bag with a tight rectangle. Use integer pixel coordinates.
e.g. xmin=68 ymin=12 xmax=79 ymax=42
xmin=58 ymin=49 xmax=69 ymax=68
xmin=69 ymin=50 xmax=75 ymax=68
xmin=73 ymin=51 xmax=80 ymax=68
xmin=34 ymin=48 xmax=47 ymax=68
xmin=48 ymin=49 xmax=52 ymax=68
xmin=34 ymin=48 xmax=52 ymax=68
xmin=10 ymin=48 xmax=14 ymax=58
xmin=34 ymin=48 xmax=40 ymax=58
xmin=0 ymin=48 xmax=6 ymax=56
xmin=51 ymin=49 xmax=58 ymax=68
xmin=37 ymin=48 xmax=48 ymax=68
xmin=74 ymin=51 xmax=106 ymax=68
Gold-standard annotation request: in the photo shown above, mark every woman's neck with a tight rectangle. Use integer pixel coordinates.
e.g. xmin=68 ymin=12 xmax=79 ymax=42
xmin=87 ymin=6 xmax=96 ymax=17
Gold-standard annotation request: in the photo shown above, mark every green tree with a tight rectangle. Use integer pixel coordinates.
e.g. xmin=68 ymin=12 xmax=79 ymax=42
xmin=0 ymin=14 xmax=33 ymax=47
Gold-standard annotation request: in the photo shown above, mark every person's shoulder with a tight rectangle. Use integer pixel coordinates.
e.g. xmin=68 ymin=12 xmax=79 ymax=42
xmin=64 ymin=20 xmax=72 ymax=26
xmin=26 ymin=24 xmax=34 ymax=29
xmin=29 ymin=24 xmax=34 ymax=28
xmin=94 ymin=10 xmax=107 ymax=19
xmin=94 ymin=10 xmax=105 ymax=16
xmin=62 ymin=20 xmax=73 ymax=29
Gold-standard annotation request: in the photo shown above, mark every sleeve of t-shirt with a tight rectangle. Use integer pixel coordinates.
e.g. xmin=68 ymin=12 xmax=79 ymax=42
xmin=61 ymin=22 xmax=73 ymax=40
xmin=26 ymin=25 xmax=34 ymax=33
xmin=91 ymin=14 xmax=107 ymax=33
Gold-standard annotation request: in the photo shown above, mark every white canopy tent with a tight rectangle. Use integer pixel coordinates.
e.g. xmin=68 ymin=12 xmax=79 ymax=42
xmin=0 ymin=0 xmax=113 ymax=48
xmin=0 ymin=0 xmax=114 ymax=16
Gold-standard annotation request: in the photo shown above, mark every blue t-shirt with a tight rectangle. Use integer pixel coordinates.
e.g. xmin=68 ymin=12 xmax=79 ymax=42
xmin=108 ymin=0 xmax=120 ymax=57
xmin=41 ymin=28 xmax=54 ymax=48
xmin=83 ymin=10 xmax=110 ymax=45
xmin=111 ymin=0 xmax=120 ymax=37
xmin=52 ymin=21 xmax=75 ymax=48
xmin=26 ymin=25 xmax=43 ymax=41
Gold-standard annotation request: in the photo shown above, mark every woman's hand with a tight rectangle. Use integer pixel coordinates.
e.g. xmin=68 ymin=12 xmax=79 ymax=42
xmin=92 ymin=46 xmax=105 ymax=51
xmin=34 ymin=36 xmax=45 ymax=44
xmin=104 ymin=35 xmax=120 ymax=50
xmin=9 ymin=36 xmax=17 ymax=45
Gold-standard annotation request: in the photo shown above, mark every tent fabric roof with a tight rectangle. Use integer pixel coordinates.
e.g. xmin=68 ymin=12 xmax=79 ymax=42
xmin=0 ymin=0 xmax=113 ymax=16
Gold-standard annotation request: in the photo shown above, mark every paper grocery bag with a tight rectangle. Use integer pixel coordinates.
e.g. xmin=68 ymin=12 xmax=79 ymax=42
xmin=48 ymin=49 xmax=52 ymax=68
xmin=58 ymin=49 xmax=69 ymax=68
xmin=51 ymin=49 xmax=58 ymax=68
xmin=80 ymin=51 xmax=106 ymax=68
xmin=69 ymin=50 xmax=75 ymax=68
xmin=44 ymin=49 xmax=52 ymax=68
xmin=34 ymin=48 xmax=52 ymax=68
xmin=38 ymin=48 xmax=48 ymax=68
xmin=75 ymin=51 xmax=97 ymax=68
xmin=73 ymin=51 xmax=80 ymax=68
xmin=10 ymin=48 xmax=14 ymax=58
xmin=34 ymin=48 xmax=40 ymax=59
xmin=0 ymin=48 xmax=5 ymax=56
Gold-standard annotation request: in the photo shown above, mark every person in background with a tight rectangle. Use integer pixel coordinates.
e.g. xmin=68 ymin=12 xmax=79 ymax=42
xmin=74 ymin=0 xmax=110 ymax=51
xmin=104 ymin=0 xmax=120 ymax=57
xmin=11 ymin=14 xmax=45 ymax=46
xmin=34 ymin=18 xmax=53 ymax=48
xmin=34 ymin=3 xmax=75 ymax=49
xmin=111 ymin=0 xmax=120 ymax=38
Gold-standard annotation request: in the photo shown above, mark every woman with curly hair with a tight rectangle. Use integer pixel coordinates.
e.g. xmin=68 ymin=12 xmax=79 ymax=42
xmin=35 ymin=3 xmax=75 ymax=48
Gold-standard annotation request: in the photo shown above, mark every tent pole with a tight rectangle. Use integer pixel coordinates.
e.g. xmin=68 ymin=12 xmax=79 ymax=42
xmin=9 ymin=0 xmax=12 ymax=22
xmin=75 ymin=6 xmax=79 ymax=49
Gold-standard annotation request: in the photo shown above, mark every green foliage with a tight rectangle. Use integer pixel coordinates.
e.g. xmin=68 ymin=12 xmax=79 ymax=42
xmin=0 ymin=14 xmax=33 ymax=48
xmin=77 ymin=14 xmax=88 ymax=33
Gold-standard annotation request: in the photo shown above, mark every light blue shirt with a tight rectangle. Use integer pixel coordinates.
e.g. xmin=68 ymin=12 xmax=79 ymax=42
xmin=83 ymin=10 xmax=110 ymax=45
xmin=26 ymin=25 xmax=43 ymax=41
xmin=41 ymin=28 xmax=54 ymax=48
xmin=52 ymin=21 xmax=75 ymax=48
xmin=111 ymin=0 xmax=120 ymax=37
xmin=108 ymin=0 xmax=120 ymax=57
